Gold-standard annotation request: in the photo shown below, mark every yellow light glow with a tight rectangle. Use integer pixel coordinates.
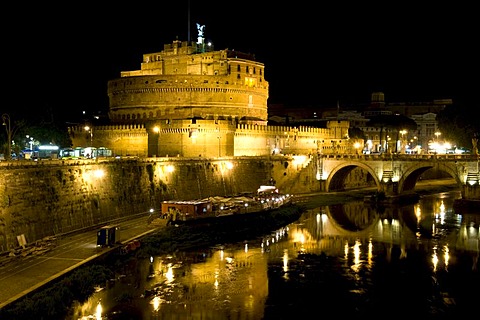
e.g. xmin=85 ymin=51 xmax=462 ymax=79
xmin=292 ymin=155 xmax=307 ymax=166
xmin=368 ymin=240 xmax=373 ymax=266
xmin=444 ymin=245 xmax=449 ymax=269
xmin=93 ymin=169 xmax=105 ymax=178
xmin=283 ymin=249 xmax=289 ymax=272
xmin=152 ymin=296 xmax=161 ymax=311
xmin=415 ymin=205 xmax=421 ymax=222
xmin=432 ymin=249 xmax=438 ymax=272
xmin=214 ymin=270 xmax=219 ymax=289
xmin=95 ymin=302 xmax=102 ymax=320
xmin=352 ymin=240 xmax=361 ymax=272
xmin=165 ymin=264 xmax=174 ymax=282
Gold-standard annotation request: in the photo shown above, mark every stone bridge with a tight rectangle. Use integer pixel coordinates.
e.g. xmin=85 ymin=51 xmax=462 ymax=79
xmin=316 ymin=153 xmax=480 ymax=204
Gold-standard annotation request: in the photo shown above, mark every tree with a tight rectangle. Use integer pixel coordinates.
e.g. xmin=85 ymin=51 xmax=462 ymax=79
xmin=366 ymin=114 xmax=417 ymax=153
xmin=437 ymin=102 xmax=480 ymax=150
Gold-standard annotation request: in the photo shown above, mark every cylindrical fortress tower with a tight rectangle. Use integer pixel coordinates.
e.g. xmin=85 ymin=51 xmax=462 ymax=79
xmin=108 ymin=40 xmax=269 ymax=125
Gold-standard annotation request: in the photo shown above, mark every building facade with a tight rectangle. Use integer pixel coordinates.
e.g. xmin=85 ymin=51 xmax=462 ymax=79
xmin=70 ymin=38 xmax=353 ymax=157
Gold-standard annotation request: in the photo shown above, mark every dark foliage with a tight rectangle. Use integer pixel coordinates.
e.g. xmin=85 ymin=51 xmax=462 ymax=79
xmin=0 ymin=265 xmax=114 ymax=320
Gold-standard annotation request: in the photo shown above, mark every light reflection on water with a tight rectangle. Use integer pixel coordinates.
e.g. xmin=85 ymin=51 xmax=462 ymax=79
xmin=73 ymin=190 xmax=480 ymax=319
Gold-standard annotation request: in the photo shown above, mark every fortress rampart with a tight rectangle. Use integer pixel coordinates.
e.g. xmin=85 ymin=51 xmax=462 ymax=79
xmin=108 ymin=75 xmax=268 ymax=122
xmin=69 ymin=120 xmax=355 ymax=158
xmin=0 ymin=156 xmax=320 ymax=252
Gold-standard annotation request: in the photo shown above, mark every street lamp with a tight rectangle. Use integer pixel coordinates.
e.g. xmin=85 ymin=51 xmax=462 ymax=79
xmin=2 ymin=113 xmax=12 ymax=161
xmin=216 ymin=127 xmax=221 ymax=157
xmin=84 ymin=126 xmax=93 ymax=146
xmin=153 ymin=126 xmax=160 ymax=157
xmin=399 ymin=130 xmax=407 ymax=154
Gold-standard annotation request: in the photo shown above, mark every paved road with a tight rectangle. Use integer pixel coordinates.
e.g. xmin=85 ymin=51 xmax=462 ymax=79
xmin=0 ymin=213 xmax=167 ymax=309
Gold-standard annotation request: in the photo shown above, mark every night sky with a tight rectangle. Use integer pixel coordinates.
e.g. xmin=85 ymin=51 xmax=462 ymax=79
xmin=4 ymin=1 xmax=477 ymax=121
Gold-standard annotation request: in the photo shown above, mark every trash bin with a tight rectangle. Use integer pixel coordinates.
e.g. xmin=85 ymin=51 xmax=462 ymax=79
xmin=97 ymin=225 xmax=119 ymax=247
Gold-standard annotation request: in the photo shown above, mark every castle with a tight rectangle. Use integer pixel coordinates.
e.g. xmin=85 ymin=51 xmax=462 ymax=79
xmin=69 ymin=32 xmax=353 ymax=157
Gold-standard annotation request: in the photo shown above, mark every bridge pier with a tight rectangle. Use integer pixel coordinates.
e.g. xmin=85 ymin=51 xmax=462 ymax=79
xmin=381 ymin=180 xmax=398 ymax=196
xmin=365 ymin=180 xmax=419 ymax=205
xmin=454 ymin=183 xmax=480 ymax=213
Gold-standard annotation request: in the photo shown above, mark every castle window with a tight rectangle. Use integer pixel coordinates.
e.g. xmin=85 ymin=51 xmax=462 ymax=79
xmin=237 ymin=74 xmax=240 ymax=79
xmin=253 ymin=67 xmax=256 ymax=74
xmin=260 ymin=69 xmax=262 ymax=76
xmin=237 ymin=65 xmax=240 ymax=72
xmin=246 ymin=66 xmax=249 ymax=73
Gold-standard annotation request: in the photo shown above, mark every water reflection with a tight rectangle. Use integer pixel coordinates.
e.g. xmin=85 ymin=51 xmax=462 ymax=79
xmin=73 ymin=191 xmax=479 ymax=319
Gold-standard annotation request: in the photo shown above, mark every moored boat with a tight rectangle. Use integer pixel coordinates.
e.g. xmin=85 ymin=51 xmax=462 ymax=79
xmin=160 ymin=186 xmax=293 ymax=225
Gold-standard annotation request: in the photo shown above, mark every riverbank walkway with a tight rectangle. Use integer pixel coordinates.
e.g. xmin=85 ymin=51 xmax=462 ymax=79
xmin=0 ymin=213 xmax=167 ymax=310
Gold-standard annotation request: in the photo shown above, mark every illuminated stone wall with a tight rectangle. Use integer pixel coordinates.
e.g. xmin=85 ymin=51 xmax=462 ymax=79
xmin=69 ymin=120 xmax=355 ymax=158
xmin=0 ymin=156 xmax=318 ymax=252
xmin=69 ymin=124 xmax=148 ymax=157
xmin=107 ymin=40 xmax=268 ymax=124
xmin=69 ymin=37 xmax=355 ymax=158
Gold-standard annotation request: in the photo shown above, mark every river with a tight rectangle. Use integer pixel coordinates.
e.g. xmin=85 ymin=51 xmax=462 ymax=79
xmin=72 ymin=189 xmax=479 ymax=319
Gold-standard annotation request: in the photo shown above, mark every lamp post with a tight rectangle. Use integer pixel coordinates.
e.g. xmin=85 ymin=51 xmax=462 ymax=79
xmin=2 ymin=113 xmax=12 ymax=161
xmin=399 ymin=130 xmax=407 ymax=154
xmin=216 ymin=126 xmax=221 ymax=157
xmin=153 ymin=126 xmax=160 ymax=157
xmin=84 ymin=125 xmax=93 ymax=147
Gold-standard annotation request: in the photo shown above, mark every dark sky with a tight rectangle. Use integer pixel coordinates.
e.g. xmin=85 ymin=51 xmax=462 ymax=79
xmin=4 ymin=1 xmax=477 ymax=121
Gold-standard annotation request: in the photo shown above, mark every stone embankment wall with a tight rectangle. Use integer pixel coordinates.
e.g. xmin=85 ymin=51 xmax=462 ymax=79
xmin=0 ymin=156 xmax=321 ymax=252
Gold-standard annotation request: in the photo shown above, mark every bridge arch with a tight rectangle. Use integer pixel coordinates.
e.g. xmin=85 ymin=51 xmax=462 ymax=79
xmin=326 ymin=203 xmax=380 ymax=233
xmin=398 ymin=162 xmax=463 ymax=193
xmin=326 ymin=202 xmax=419 ymax=238
xmin=325 ymin=161 xmax=381 ymax=192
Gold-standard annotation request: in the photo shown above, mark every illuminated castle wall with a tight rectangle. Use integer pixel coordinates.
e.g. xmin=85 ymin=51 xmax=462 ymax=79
xmin=108 ymin=39 xmax=268 ymax=124
xmin=70 ymin=38 xmax=354 ymax=157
